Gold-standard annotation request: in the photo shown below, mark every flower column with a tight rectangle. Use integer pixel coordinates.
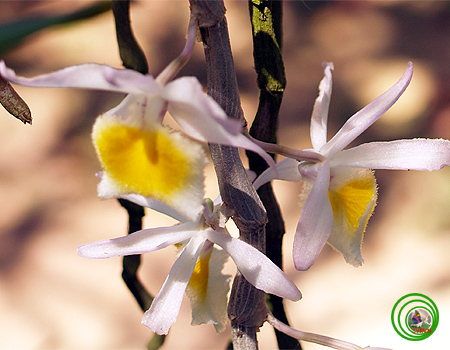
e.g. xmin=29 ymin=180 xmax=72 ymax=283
xmin=190 ymin=1 xmax=268 ymax=349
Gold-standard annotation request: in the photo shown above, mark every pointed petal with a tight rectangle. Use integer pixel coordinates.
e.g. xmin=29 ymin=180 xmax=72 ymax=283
xmin=204 ymin=229 xmax=302 ymax=301
xmin=164 ymin=77 xmax=243 ymax=137
xmin=310 ymin=62 xmax=333 ymax=150
xmin=327 ymin=167 xmax=378 ymax=266
xmin=186 ymin=244 xmax=230 ymax=332
xmin=0 ymin=61 xmax=160 ymax=94
xmin=293 ymin=162 xmax=333 ymax=271
xmin=164 ymin=77 xmax=276 ymax=169
xmin=331 ymin=138 xmax=450 ymax=171
xmin=253 ymin=158 xmax=303 ymax=190
xmin=219 ymin=133 xmax=277 ymax=170
xmin=77 ymin=221 xmax=198 ymax=258
xmin=142 ymin=233 xmax=206 ymax=335
xmin=322 ymin=62 xmax=413 ymax=158
xmin=119 ymin=193 xmax=190 ymax=223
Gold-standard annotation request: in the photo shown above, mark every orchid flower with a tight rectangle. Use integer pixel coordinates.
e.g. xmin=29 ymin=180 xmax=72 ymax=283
xmin=0 ymin=59 xmax=274 ymax=220
xmin=0 ymin=20 xmax=274 ymax=221
xmin=77 ymin=197 xmax=302 ymax=335
xmin=253 ymin=61 xmax=450 ymax=270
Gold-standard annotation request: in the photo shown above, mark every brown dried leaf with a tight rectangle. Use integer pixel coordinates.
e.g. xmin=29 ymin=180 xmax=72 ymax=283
xmin=0 ymin=75 xmax=32 ymax=124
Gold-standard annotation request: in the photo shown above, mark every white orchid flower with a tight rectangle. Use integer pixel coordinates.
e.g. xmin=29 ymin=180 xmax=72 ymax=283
xmin=253 ymin=61 xmax=450 ymax=270
xmin=0 ymin=61 xmax=275 ymax=221
xmin=77 ymin=198 xmax=302 ymax=335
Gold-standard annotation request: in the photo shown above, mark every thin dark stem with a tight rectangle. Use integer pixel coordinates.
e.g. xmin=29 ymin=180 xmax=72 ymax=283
xmin=112 ymin=0 xmax=148 ymax=74
xmin=117 ymin=199 xmax=152 ymax=311
xmin=117 ymin=199 xmax=166 ymax=350
xmin=248 ymin=1 xmax=301 ymax=349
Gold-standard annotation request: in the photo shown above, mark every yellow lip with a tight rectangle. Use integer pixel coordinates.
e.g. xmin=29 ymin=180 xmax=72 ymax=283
xmin=93 ymin=116 xmax=200 ymax=200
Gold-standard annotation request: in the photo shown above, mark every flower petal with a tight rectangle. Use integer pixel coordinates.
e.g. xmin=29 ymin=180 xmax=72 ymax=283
xmin=120 ymin=193 xmax=190 ymax=223
xmin=104 ymin=94 xmax=167 ymax=124
xmin=293 ymin=162 xmax=333 ymax=271
xmin=204 ymin=229 xmax=302 ymax=301
xmin=77 ymin=221 xmax=198 ymax=258
xmin=142 ymin=233 xmax=206 ymax=335
xmin=310 ymin=62 xmax=333 ymax=150
xmin=164 ymin=77 xmax=276 ymax=169
xmin=322 ymin=61 xmax=413 ymax=158
xmin=186 ymin=243 xmax=231 ymax=332
xmin=253 ymin=158 xmax=303 ymax=190
xmin=92 ymin=117 xmax=206 ymax=221
xmin=0 ymin=61 xmax=160 ymax=94
xmin=327 ymin=167 xmax=378 ymax=266
xmin=164 ymin=77 xmax=243 ymax=136
xmin=331 ymin=138 xmax=450 ymax=171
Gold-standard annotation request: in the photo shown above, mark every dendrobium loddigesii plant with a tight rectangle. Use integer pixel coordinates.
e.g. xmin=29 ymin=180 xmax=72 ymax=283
xmin=1 ymin=3 xmax=448 ymax=349
xmin=1 ymin=56 xmax=445 ymax=350
xmin=254 ymin=61 xmax=450 ymax=271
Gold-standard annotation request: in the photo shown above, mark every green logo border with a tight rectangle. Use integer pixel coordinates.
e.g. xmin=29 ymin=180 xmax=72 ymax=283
xmin=391 ymin=293 xmax=439 ymax=341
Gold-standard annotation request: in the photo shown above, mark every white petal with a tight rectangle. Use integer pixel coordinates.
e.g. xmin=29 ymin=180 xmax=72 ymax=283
xmin=253 ymin=158 xmax=303 ymax=190
xmin=77 ymin=221 xmax=198 ymax=258
xmin=165 ymin=77 xmax=276 ymax=169
xmin=0 ymin=61 xmax=160 ymax=94
xmin=164 ymin=77 xmax=243 ymax=137
xmin=327 ymin=167 xmax=377 ymax=267
xmin=120 ymin=193 xmax=191 ymax=223
xmin=142 ymin=233 xmax=206 ymax=335
xmin=310 ymin=62 xmax=333 ymax=150
xmin=322 ymin=62 xmax=413 ymax=158
xmin=204 ymin=229 xmax=302 ymax=301
xmin=104 ymin=94 xmax=166 ymax=125
xmin=218 ymin=133 xmax=277 ymax=170
xmin=331 ymin=138 xmax=450 ymax=171
xmin=293 ymin=162 xmax=333 ymax=271
xmin=96 ymin=171 xmax=192 ymax=223
xmin=186 ymin=245 xmax=230 ymax=332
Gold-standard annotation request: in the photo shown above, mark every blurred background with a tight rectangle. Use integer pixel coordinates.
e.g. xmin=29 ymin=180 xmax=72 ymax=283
xmin=0 ymin=1 xmax=449 ymax=349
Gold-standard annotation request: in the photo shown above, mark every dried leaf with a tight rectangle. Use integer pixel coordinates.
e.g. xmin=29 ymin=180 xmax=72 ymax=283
xmin=0 ymin=75 xmax=32 ymax=124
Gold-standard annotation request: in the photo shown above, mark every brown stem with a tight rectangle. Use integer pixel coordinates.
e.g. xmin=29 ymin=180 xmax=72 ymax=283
xmin=191 ymin=0 xmax=269 ymax=348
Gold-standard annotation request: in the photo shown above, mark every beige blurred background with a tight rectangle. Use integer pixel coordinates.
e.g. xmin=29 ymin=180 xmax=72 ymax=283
xmin=0 ymin=1 xmax=449 ymax=349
